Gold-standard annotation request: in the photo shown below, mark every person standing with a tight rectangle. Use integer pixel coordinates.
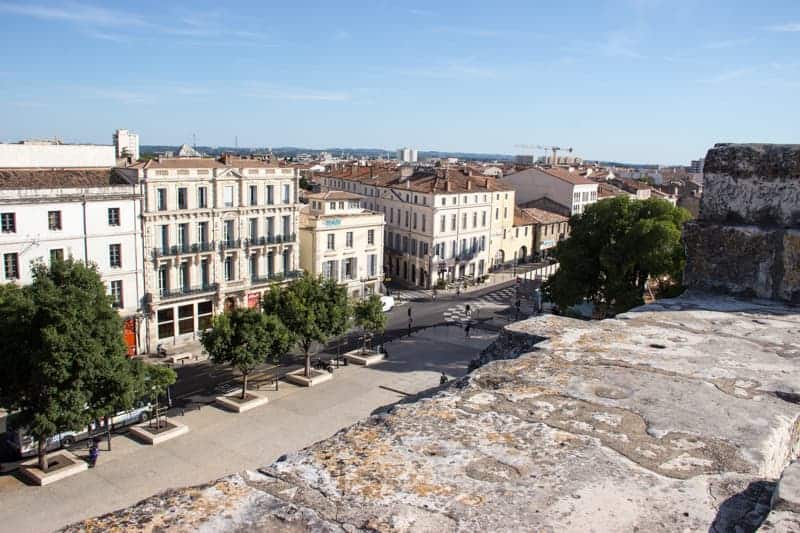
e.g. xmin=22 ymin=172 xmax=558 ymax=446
xmin=464 ymin=321 xmax=471 ymax=338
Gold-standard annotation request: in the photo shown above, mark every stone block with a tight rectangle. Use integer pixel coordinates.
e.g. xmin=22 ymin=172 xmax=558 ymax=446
xmin=284 ymin=368 xmax=332 ymax=387
xmin=343 ymin=348 xmax=384 ymax=366
xmin=128 ymin=418 xmax=189 ymax=445
xmin=215 ymin=390 xmax=269 ymax=413
xmin=701 ymin=143 xmax=800 ymax=227
xmin=20 ymin=451 xmax=87 ymax=486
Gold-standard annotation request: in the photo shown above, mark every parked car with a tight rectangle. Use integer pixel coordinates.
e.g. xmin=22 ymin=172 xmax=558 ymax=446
xmin=380 ymin=295 xmax=395 ymax=312
xmin=4 ymin=401 xmax=152 ymax=458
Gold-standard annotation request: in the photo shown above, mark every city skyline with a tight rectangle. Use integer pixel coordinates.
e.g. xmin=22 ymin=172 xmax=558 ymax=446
xmin=0 ymin=0 xmax=799 ymax=164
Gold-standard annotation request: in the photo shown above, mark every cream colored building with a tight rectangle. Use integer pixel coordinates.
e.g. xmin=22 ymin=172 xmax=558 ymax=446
xmin=299 ymin=191 xmax=385 ymax=297
xmin=132 ymin=155 xmax=300 ymax=352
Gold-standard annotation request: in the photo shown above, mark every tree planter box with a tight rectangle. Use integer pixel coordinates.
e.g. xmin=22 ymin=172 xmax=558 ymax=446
xmin=21 ymin=451 xmax=87 ymax=486
xmin=129 ymin=418 xmax=189 ymax=445
xmin=344 ymin=348 xmax=384 ymax=366
xmin=284 ymin=368 xmax=333 ymax=387
xmin=215 ymin=390 xmax=269 ymax=413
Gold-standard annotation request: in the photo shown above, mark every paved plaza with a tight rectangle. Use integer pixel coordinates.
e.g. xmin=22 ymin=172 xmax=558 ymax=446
xmin=0 ymin=326 xmax=495 ymax=533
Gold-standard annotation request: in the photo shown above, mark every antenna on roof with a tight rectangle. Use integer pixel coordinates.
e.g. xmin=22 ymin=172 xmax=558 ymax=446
xmin=192 ymin=133 xmax=197 ymax=150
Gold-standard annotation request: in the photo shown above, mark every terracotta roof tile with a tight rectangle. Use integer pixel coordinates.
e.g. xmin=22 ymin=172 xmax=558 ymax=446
xmin=0 ymin=168 xmax=134 ymax=189
xmin=323 ymin=166 xmax=513 ymax=194
xmin=518 ymin=207 xmax=569 ymax=225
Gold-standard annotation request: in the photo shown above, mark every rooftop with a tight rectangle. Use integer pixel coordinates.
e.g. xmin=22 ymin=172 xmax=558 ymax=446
xmin=306 ymin=190 xmax=364 ymax=201
xmin=0 ymin=168 xmax=135 ymax=189
xmin=324 ymin=165 xmax=513 ymax=194
xmin=516 ymin=206 xmax=569 ymax=225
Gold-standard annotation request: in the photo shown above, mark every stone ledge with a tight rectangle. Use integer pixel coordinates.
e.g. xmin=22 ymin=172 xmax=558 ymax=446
xmin=21 ymin=451 xmax=87 ymax=486
xmin=128 ymin=419 xmax=189 ymax=445
xmin=215 ymin=390 xmax=269 ymax=413
xmin=343 ymin=348 xmax=384 ymax=366
xmin=283 ymin=368 xmax=332 ymax=387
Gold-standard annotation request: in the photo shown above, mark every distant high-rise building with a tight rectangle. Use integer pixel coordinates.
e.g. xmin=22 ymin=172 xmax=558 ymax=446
xmin=514 ymin=155 xmax=535 ymax=165
xmin=397 ymin=147 xmax=418 ymax=163
xmin=113 ymin=129 xmax=140 ymax=162
xmin=689 ymin=158 xmax=705 ymax=173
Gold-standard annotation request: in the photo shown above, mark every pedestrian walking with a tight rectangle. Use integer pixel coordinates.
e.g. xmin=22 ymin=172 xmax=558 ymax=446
xmin=440 ymin=372 xmax=448 ymax=385
xmin=407 ymin=317 xmax=413 ymax=337
xmin=464 ymin=321 xmax=471 ymax=338
xmin=88 ymin=438 xmax=100 ymax=468
xmin=465 ymin=303 xmax=472 ymax=320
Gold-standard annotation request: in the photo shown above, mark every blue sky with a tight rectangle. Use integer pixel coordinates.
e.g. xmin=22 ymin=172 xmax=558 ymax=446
xmin=0 ymin=1 xmax=798 ymax=164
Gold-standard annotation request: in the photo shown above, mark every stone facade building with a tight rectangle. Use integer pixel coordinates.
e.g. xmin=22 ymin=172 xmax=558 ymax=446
xmin=299 ymin=191 xmax=385 ymax=297
xmin=132 ymin=156 xmax=300 ymax=351
xmin=501 ymin=167 xmax=598 ymax=215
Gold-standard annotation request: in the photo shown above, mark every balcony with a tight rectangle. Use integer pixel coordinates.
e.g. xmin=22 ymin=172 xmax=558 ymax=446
xmin=158 ymin=283 xmax=218 ymax=299
xmin=219 ymin=239 xmax=242 ymax=251
xmin=250 ymin=270 xmax=303 ymax=284
xmin=152 ymin=242 xmax=215 ymax=258
xmin=245 ymin=233 xmax=297 ymax=247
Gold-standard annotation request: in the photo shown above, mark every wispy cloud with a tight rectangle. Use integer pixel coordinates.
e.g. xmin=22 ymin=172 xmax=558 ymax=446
xmin=82 ymin=88 xmax=154 ymax=104
xmin=703 ymin=67 xmax=755 ymax=84
xmin=333 ymin=29 xmax=351 ymax=40
xmin=409 ymin=8 xmax=436 ymax=17
xmin=432 ymin=26 xmax=502 ymax=38
xmin=600 ymin=30 xmax=644 ymax=58
xmin=704 ymin=38 xmax=752 ymax=49
xmin=395 ymin=60 xmax=498 ymax=80
xmin=0 ymin=1 xmax=148 ymax=27
xmin=242 ymin=84 xmax=350 ymax=102
xmin=767 ymin=22 xmax=800 ymax=32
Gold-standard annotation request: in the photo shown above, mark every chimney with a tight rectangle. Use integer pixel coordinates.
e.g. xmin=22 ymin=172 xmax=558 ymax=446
xmin=157 ymin=155 xmax=163 ymax=163
xmin=400 ymin=165 xmax=414 ymax=180
xmin=466 ymin=180 xmax=472 ymax=191
xmin=445 ymin=179 xmax=452 ymax=192
xmin=223 ymin=153 xmax=232 ymax=165
xmin=484 ymin=178 xmax=490 ymax=188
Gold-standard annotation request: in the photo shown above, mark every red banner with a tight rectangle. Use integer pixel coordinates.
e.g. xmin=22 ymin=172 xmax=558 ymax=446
xmin=123 ymin=318 xmax=136 ymax=357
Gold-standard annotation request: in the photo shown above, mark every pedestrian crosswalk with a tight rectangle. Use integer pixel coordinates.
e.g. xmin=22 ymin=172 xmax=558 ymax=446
xmin=442 ymin=286 xmax=517 ymax=323
xmin=389 ymin=288 xmax=431 ymax=302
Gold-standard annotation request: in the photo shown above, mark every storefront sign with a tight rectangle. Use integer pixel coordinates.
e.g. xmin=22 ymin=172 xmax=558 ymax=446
xmin=324 ymin=219 xmax=342 ymax=226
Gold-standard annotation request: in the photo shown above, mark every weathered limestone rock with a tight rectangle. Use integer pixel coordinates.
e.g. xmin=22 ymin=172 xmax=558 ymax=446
xmin=685 ymin=143 xmax=800 ymax=304
xmin=701 ymin=143 xmax=800 ymax=227
xmin=63 ymin=293 xmax=800 ymax=532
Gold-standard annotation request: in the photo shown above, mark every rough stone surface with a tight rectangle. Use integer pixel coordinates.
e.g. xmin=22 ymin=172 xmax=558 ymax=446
xmin=701 ymin=143 xmax=800 ymax=227
xmin=63 ymin=293 xmax=800 ymax=532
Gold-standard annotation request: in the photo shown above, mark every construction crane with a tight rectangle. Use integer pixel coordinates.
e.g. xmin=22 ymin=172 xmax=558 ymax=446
xmin=514 ymin=144 xmax=573 ymax=166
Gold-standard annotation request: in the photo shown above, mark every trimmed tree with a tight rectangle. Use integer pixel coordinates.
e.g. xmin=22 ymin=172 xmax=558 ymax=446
xmin=0 ymin=259 xmax=139 ymax=472
xmin=353 ymin=295 xmax=387 ymax=353
xmin=201 ymin=308 xmax=291 ymax=399
xmin=140 ymin=363 xmax=176 ymax=428
xmin=262 ymin=273 xmax=351 ymax=377
xmin=544 ymin=196 xmax=690 ymax=316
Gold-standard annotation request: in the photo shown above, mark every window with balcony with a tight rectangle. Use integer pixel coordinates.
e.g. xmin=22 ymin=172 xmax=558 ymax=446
xmin=1 ymin=212 xmax=15 ymax=233
xmin=198 ymin=187 xmax=208 ymax=208
xmin=224 ymin=220 xmax=235 ymax=245
xmin=157 ymin=188 xmax=167 ymax=211
xmin=282 ymin=215 xmax=291 ymax=238
xmin=200 ymin=259 xmax=210 ymax=287
xmin=223 ymin=186 xmax=234 ymax=207
xmin=179 ymin=262 xmax=189 ymax=291
xmin=282 ymin=184 xmax=290 ymax=203
xmin=198 ymin=221 xmax=209 ymax=246
xmin=224 ymin=256 xmax=234 ymax=281
xmin=109 ymin=244 xmax=122 ymax=268
xmin=158 ymin=265 xmax=168 ymax=296
xmin=48 ymin=210 xmax=62 ymax=230
xmin=109 ymin=280 xmax=123 ymax=308
xmin=266 ymin=185 xmax=274 ymax=205
xmin=267 ymin=252 xmax=275 ymax=277
xmin=178 ymin=223 xmax=189 ymax=251
xmin=4 ymin=252 xmax=19 ymax=279
xmin=108 ymin=207 xmax=120 ymax=226
xmin=178 ymin=187 xmax=188 ymax=209
xmin=160 ymin=224 xmax=169 ymax=253
xmin=368 ymin=254 xmax=377 ymax=277
xmin=249 ymin=218 xmax=258 ymax=241
xmin=249 ymin=185 xmax=258 ymax=206
xmin=346 ymin=231 xmax=353 ymax=248
xmin=266 ymin=217 xmax=275 ymax=238
xmin=250 ymin=254 xmax=258 ymax=279
xmin=282 ymin=249 xmax=290 ymax=273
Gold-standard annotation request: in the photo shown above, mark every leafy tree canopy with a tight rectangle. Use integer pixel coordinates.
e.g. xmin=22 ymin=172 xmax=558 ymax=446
xmin=353 ymin=295 xmax=386 ymax=351
xmin=544 ymin=197 xmax=690 ymax=316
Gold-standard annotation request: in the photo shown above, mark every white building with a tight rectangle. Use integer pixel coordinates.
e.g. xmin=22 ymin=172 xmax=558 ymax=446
xmin=321 ymin=165 xmax=516 ymax=288
xmin=0 ymin=167 xmax=145 ymax=354
xmin=0 ymin=140 xmax=116 ymax=168
xmin=113 ymin=129 xmax=140 ymax=162
xmin=689 ymin=158 xmax=705 ymax=174
xmin=397 ymin=147 xmax=418 ymax=163
xmin=501 ymin=167 xmax=598 ymax=215
xmin=299 ymin=191 xmax=385 ymax=298
xmin=132 ymin=155 xmax=301 ymax=352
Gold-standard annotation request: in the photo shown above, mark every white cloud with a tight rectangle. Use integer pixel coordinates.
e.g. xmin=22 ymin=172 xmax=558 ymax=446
xmin=0 ymin=1 xmax=148 ymax=27
xmin=704 ymin=38 xmax=751 ymax=49
xmin=703 ymin=67 xmax=755 ymax=84
xmin=767 ymin=22 xmax=800 ymax=32
xmin=601 ymin=31 xmax=644 ymax=59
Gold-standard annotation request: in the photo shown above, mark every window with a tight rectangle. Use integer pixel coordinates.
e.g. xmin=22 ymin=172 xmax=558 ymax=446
xmin=462 ymin=213 xmax=467 ymax=229
xmin=322 ymin=259 xmax=338 ymax=280
xmin=249 ymin=218 xmax=258 ymax=240
xmin=582 ymin=191 xmax=589 ymax=202
xmin=157 ymin=308 xmax=174 ymax=339
xmin=1 ymin=213 xmax=15 ymax=233
xmin=413 ymin=213 xmax=417 ymax=230
xmin=405 ymin=211 xmax=409 ymax=227
xmin=157 ymin=188 xmax=167 ymax=210
xmin=198 ymin=187 xmax=208 ymax=208
xmin=249 ymin=254 xmax=258 ymax=279
xmin=48 ymin=210 xmax=62 ymax=230
xmin=495 ymin=208 xmax=499 ymax=220
xmin=223 ymin=186 xmax=234 ymax=207
xmin=200 ymin=259 xmax=210 ymax=287
xmin=266 ymin=185 xmax=274 ymax=204
xmin=573 ymin=192 xmax=580 ymax=202
xmin=422 ymin=214 xmax=426 ymax=232
xmin=441 ymin=198 xmax=446 ymax=206
xmin=282 ymin=184 xmax=291 ymax=203
xmin=224 ymin=256 xmax=234 ymax=281
xmin=440 ymin=215 xmax=445 ymax=232
xmin=110 ymin=280 xmax=123 ymax=309
xmin=198 ymin=221 xmax=209 ymax=245
xmin=482 ymin=211 xmax=487 ymax=226
xmin=504 ymin=207 xmax=508 ymax=219
xmin=177 ymin=187 xmax=188 ymax=209
xmin=198 ymin=301 xmax=213 ymax=330
xmin=178 ymin=304 xmax=194 ymax=334
xmin=266 ymin=216 xmax=275 ymax=238
xmin=178 ymin=223 xmax=188 ymax=250
xmin=327 ymin=234 xmax=335 ymax=250
xmin=224 ymin=220 xmax=235 ymax=244
xmin=368 ymin=254 xmax=377 ymax=277
xmin=343 ymin=257 xmax=356 ymax=280
xmin=158 ymin=265 xmax=168 ymax=295
xmin=160 ymin=224 xmax=169 ymax=252
xmin=472 ymin=212 xmax=477 ymax=228
xmin=282 ymin=215 xmax=291 ymax=238
xmin=283 ymin=249 xmax=290 ymax=273
xmin=329 ymin=201 xmax=336 ymax=210
xmin=402 ymin=236 xmax=408 ymax=253
xmin=50 ymin=249 xmax=63 ymax=264
xmin=109 ymin=244 xmax=122 ymax=268
xmin=4 ymin=252 xmax=19 ymax=279
xmin=249 ymin=185 xmax=258 ymax=205
xmin=107 ymin=208 xmax=120 ymax=226
xmin=367 ymin=229 xmax=375 ymax=245
xmin=450 ymin=215 xmax=456 ymax=231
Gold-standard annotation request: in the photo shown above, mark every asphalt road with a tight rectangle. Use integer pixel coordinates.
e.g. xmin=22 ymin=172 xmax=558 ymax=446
xmin=169 ymin=280 xmax=520 ymax=403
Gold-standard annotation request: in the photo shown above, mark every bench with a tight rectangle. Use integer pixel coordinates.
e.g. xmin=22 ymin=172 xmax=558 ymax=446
xmin=169 ymin=352 xmax=194 ymax=365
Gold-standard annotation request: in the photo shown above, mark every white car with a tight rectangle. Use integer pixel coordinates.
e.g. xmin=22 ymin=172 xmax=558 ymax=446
xmin=380 ymin=295 xmax=395 ymax=312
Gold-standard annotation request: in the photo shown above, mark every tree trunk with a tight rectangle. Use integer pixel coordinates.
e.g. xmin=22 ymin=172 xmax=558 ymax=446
xmin=241 ymin=372 xmax=248 ymax=399
xmin=38 ymin=438 xmax=48 ymax=473
xmin=154 ymin=396 xmax=160 ymax=428
xmin=105 ymin=415 xmax=111 ymax=451
xmin=304 ymin=343 xmax=311 ymax=377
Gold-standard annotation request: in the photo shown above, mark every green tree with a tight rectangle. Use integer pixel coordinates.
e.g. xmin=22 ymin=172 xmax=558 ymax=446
xmin=139 ymin=363 xmax=176 ymax=429
xmin=544 ymin=197 xmax=690 ymax=317
xmin=262 ymin=273 xmax=350 ymax=377
xmin=353 ymin=295 xmax=387 ymax=353
xmin=0 ymin=259 xmax=138 ymax=472
xmin=201 ymin=308 xmax=291 ymax=399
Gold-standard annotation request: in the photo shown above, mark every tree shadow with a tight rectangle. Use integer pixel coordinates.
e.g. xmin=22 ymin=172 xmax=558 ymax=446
xmin=709 ymin=479 xmax=776 ymax=533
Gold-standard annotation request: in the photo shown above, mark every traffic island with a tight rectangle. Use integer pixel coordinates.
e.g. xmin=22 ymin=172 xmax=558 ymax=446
xmin=129 ymin=418 xmax=189 ymax=445
xmin=215 ymin=390 xmax=269 ymax=413
xmin=343 ymin=348 xmax=384 ymax=366
xmin=284 ymin=368 xmax=333 ymax=387
xmin=20 ymin=450 xmax=87 ymax=486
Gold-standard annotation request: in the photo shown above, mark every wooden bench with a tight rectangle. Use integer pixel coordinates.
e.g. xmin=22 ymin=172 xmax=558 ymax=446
xmin=169 ymin=352 xmax=194 ymax=365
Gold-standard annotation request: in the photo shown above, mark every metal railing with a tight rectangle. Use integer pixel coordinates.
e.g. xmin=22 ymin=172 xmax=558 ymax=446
xmin=250 ymin=270 xmax=303 ymax=284
xmin=157 ymin=283 xmax=219 ymax=299
xmin=152 ymin=242 xmax=215 ymax=258
xmin=245 ymin=233 xmax=297 ymax=247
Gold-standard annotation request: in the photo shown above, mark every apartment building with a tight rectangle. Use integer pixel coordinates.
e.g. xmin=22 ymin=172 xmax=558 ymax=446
xmin=133 ymin=156 xmax=300 ymax=351
xmin=0 ymin=167 xmax=145 ymax=354
xmin=299 ymin=191 xmax=385 ymax=297
xmin=321 ymin=165 xmax=516 ymax=288
xmin=113 ymin=129 xmax=140 ymax=162
xmin=501 ymin=167 xmax=598 ymax=215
